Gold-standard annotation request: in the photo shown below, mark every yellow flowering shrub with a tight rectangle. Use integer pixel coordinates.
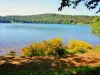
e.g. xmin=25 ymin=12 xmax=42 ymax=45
xmin=68 ymin=40 xmax=92 ymax=53
xmin=22 ymin=38 xmax=66 ymax=56
xmin=29 ymin=43 xmax=46 ymax=56
xmin=22 ymin=47 xmax=33 ymax=56
xmin=43 ymin=37 xmax=63 ymax=55
xmin=22 ymin=38 xmax=92 ymax=56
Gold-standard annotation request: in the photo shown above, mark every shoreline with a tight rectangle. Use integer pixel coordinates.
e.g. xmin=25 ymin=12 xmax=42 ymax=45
xmin=0 ymin=22 xmax=90 ymax=26
xmin=0 ymin=41 xmax=100 ymax=56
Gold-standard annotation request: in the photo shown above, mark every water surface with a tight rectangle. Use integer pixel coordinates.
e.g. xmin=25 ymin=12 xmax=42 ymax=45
xmin=0 ymin=23 xmax=100 ymax=55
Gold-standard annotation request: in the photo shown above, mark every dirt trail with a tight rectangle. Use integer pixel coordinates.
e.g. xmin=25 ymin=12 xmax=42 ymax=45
xmin=0 ymin=52 xmax=100 ymax=72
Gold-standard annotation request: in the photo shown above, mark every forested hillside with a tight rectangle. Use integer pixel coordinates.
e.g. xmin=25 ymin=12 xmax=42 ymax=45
xmin=0 ymin=14 xmax=95 ymax=24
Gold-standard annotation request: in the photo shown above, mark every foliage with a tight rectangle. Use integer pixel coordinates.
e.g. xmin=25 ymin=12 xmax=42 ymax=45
xmin=68 ymin=40 xmax=92 ymax=49
xmin=8 ymin=50 xmax=16 ymax=56
xmin=68 ymin=40 xmax=92 ymax=54
xmin=0 ymin=70 xmax=65 ymax=75
xmin=67 ymin=48 xmax=87 ymax=54
xmin=66 ymin=66 xmax=100 ymax=75
xmin=0 ymin=14 xmax=94 ymax=24
xmin=92 ymin=16 xmax=100 ymax=36
xmin=1 ymin=66 xmax=100 ymax=75
xmin=22 ymin=38 xmax=94 ymax=56
xmin=22 ymin=38 xmax=67 ymax=57
xmin=29 ymin=43 xmax=45 ymax=56
xmin=22 ymin=47 xmax=33 ymax=57
xmin=93 ymin=45 xmax=100 ymax=51
xmin=59 ymin=0 xmax=100 ymax=13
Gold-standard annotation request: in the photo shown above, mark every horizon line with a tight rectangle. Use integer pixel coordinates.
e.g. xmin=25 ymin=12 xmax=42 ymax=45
xmin=0 ymin=13 xmax=100 ymax=17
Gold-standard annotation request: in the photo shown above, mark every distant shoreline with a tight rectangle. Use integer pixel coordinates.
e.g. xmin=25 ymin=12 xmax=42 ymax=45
xmin=0 ymin=14 xmax=93 ymax=25
xmin=0 ymin=22 xmax=91 ymax=26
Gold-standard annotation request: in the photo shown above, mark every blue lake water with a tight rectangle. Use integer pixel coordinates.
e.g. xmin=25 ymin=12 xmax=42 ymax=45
xmin=0 ymin=23 xmax=100 ymax=55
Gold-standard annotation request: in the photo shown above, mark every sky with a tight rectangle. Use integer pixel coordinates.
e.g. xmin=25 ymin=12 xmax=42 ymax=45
xmin=0 ymin=0 xmax=100 ymax=16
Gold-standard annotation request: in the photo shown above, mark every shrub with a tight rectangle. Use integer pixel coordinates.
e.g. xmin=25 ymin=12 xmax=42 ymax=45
xmin=93 ymin=45 xmax=100 ymax=51
xmin=8 ymin=50 xmax=16 ymax=56
xmin=22 ymin=39 xmax=93 ymax=57
xmin=77 ymin=48 xmax=87 ymax=53
xmin=42 ymin=38 xmax=66 ymax=56
xmin=68 ymin=40 xmax=92 ymax=53
xmin=67 ymin=49 xmax=77 ymax=55
xmin=68 ymin=40 xmax=92 ymax=49
xmin=22 ymin=47 xmax=33 ymax=57
xmin=22 ymin=38 xmax=67 ymax=56
xmin=29 ymin=43 xmax=45 ymax=56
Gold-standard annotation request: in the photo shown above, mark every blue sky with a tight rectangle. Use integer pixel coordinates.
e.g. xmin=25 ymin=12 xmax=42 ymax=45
xmin=0 ymin=0 xmax=100 ymax=16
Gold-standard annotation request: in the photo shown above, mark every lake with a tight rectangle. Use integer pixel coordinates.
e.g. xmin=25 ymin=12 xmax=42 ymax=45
xmin=0 ymin=23 xmax=100 ymax=55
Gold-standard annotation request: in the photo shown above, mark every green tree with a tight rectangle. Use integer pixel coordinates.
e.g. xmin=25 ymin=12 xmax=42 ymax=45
xmin=59 ymin=0 xmax=100 ymax=13
xmin=92 ymin=17 xmax=100 ymax=36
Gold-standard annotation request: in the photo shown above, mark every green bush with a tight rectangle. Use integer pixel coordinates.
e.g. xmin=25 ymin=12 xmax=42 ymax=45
xmin=92 ymin=17 xmax=100 ymax=36
xmin=93 ymin=45 xmax=100 ymax=51
xmin=7 ymin=50 xmax=16 ymax=56
xmin=77 ymin=48 xmax=87 ymax=53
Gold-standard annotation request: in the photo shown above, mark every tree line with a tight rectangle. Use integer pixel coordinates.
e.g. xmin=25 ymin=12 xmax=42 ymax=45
xmin=0 ymin=14 xmax=94 ymax=24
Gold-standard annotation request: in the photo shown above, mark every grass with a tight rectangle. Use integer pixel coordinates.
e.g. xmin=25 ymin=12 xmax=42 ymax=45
xmin=67 ymin=66 xmax=100 ymax=75
xmin=0 ymin=70 xmax=65 ymax=75
xmin=93 ymin=45 xmax=100 ymax=51
xmin=0 ymin=66 xmax=100 ymax=75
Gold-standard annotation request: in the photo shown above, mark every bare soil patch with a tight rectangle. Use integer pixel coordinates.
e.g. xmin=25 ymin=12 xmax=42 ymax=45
xmin=0 ymin=52 xmax=100 ymax=72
